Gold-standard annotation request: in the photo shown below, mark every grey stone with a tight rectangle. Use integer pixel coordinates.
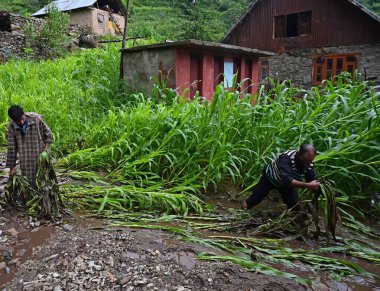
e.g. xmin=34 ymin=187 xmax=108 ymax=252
xmin=0 ymin=262 xmax=6 ymax=269
xmin=63 ymin=224 xmax=74 ymax=232
xmin=120 ymin=276 xmax=130 ymax=285
xmin=6 ymin=228 xmax=18 ymax=237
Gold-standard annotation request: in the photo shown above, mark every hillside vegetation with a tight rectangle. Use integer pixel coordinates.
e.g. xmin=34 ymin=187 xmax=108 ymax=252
xmin=0 ymin=0 xmax=252 ymax=41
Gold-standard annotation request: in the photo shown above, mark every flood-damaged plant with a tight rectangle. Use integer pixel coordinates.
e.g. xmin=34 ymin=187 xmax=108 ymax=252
xmin=4 ymin=151 xmax=65 ymax=220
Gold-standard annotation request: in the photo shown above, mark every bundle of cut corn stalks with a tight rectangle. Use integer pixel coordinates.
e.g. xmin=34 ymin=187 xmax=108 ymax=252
xmin=5 ymin=151 xmax=65 ymax=220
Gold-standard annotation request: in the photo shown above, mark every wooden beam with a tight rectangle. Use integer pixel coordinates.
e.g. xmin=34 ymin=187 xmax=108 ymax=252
xmin=120 ymin=0 xmax=131 ymax=80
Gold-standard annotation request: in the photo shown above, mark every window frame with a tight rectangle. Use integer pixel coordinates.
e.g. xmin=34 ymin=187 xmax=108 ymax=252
xmin=259 ymin=59 xmax=270 ymax=82
xmin=273 ymin=11 xmax=312 ymax=39
xmin=312 ymin=54 xmax=357 ymax=85
xmin=97 ymin=13 xmax=105 ymax=33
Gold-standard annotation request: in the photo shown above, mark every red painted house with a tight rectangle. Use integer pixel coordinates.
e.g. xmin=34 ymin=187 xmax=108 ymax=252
xmin=121 ymin=39 xmax=273 ymax=100
xmin=222 ymin=0 xmax=380 ymax=86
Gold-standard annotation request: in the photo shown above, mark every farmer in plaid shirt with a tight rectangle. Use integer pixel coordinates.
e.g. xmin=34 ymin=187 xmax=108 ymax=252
xmin=6 ymin=105 xmax=52 ymax=184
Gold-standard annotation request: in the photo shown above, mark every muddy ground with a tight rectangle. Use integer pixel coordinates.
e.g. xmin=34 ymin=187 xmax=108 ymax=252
xmin=0 ymin=209 xmax=306 ymax=291
xmin=1 ymin=150 xmax=380 ymax=291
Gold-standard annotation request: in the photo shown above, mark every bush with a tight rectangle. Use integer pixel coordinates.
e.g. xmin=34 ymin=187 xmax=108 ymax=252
xmin=26 ymin=5 xmax=70 ymax=58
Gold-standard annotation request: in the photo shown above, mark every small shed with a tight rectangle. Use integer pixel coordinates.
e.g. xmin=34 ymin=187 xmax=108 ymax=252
xmin=121 ymin=40 xmax=273 ymax=100
xmin=32 ymin=0 xmax=125 ymax=35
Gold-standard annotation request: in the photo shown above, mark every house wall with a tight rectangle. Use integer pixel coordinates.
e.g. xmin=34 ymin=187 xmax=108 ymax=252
xmin=122 ymin=46 xmax=262 ymax=100
xmin=269 ymin=44 xmax=380 ymax=86
xmin=70 ymin=9 xmax=93 ymax=29
xmin=224 ymin=0 xmax=380 ymax=53
xmin=175 ymin=47 xmax=260 ymax=100
xmin=122 ymin=48 xmax=176 ymax=95
xmin=70 ymin=8 xmax=125 ymax=35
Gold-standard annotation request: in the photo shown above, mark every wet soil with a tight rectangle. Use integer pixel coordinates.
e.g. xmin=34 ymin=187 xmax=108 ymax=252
xmin=0 ymin=210 xmax=305 ymax=291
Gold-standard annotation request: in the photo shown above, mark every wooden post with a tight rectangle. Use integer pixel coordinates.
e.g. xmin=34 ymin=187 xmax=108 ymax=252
xmin=120 ymin=0 xmax=131 ymax=79
xmin=122 ymin=0 xmax=130 ymax=49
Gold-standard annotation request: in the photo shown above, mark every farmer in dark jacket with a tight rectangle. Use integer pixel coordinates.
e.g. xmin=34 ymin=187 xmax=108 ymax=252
xmin=242 ymin=144 xmax=320 ymax=211
xmin=6 ymin=105 xmax=52 ymax=184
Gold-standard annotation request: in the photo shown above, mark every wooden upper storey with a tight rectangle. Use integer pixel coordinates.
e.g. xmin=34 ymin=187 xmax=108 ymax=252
xmin=223 ymin=0 xmax=380 ymax=52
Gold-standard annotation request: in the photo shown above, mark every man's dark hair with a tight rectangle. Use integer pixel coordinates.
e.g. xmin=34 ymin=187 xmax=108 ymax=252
xmin=299 ymin=144 xmax=317 ymax=155
xmin=8 ymin=105 xmax=24 ymax=122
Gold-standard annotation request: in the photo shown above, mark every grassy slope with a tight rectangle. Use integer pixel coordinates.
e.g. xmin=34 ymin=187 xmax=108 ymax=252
xmin=129 ymin=0 xmax=253 ymax=41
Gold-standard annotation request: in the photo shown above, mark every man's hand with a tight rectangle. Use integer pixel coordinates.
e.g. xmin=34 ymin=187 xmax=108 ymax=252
xmin=307 ymin=180 xmax=320 ymax=192
xmin=9 ymin=167 xmax=16 ymax=178
xmin=44 ymin=143 xmax=50 ymax=151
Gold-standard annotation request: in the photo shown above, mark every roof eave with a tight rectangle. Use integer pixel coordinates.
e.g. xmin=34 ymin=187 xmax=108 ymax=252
xmin=346 ymin=0 xmax=380 ymax=23
xmin=221 ymin=0 xmax=261 ymax=43
xmin=120 ymin=39 xmax=274 ymax=57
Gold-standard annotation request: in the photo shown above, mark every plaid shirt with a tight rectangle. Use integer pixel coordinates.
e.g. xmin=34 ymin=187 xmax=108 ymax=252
xmin=6 ymin=112 xmax=53 ymax=183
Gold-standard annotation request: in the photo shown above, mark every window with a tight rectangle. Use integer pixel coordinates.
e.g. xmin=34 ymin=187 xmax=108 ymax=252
xmin=97 ymin=13 xmax=105 ymax=33
xmin=224 ymin=61 xmax=234 ymax=88
xmin=274 ymin=11 xmax=311 ymax=38
xmin=312 ymin=54 xmax=357 ymax=85
xmin=298 ymin=12 xmax=312 ymax=36
xmin=259 ymin=59 xmax=269 ymax=82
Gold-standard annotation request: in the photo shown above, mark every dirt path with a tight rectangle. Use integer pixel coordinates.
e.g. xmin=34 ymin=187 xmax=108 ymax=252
xmin=0 ymin=210 xmax=305 ymax=291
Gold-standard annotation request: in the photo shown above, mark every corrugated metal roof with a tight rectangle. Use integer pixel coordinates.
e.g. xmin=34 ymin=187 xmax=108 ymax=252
xmin=120 ymin=39 xmax=274 ymax=57
xmin=32 ymin=0 xmax=97 ymax=16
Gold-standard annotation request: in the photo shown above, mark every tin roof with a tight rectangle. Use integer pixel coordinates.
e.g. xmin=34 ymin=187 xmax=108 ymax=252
xmin=121 ymin=39 xmax=274 ymax=57
xmin=222 ymin=0 xmax=380 ymax=43
xmin=31 ymin=0 xmax=126 ymax=16
xmin=32 ymin=0 xmax=96 ymax=16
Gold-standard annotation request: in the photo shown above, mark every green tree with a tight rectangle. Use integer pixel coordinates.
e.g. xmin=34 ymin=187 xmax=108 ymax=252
xmin=26 ymin=6 xmax=70 ymax=58
xmin=176 ymin=0 xmax=219 ymax=41
xmin=28 ymin=0 xmax=51 ymax=12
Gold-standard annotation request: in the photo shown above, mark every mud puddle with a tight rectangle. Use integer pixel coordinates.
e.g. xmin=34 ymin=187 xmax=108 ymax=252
xmin=0 ymin=224 xmax=55 ymax=288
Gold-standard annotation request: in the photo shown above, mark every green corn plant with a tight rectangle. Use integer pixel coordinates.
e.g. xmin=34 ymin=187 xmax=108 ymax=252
xmin=319 ymin=180 xmax=338 ymax=243
xmin=62 ymin=183 xmax=205 ymax=216
xmin=32 ymin=150 xmax=65 ymax=219
xmin=5 ymin=174 xmax=38 ymax=209
xmin=4 ymin=151 xmax=65 ymax=219
xmin=1 ymin=45 xmax=379 ymax=216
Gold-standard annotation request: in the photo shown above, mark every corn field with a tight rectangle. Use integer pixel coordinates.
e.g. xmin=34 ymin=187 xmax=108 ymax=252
xmin=0 ymin=45 xmax=379 ymax=213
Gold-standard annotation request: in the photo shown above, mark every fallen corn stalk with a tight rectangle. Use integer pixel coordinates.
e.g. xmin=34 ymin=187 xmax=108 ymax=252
xmin=5 ymin=151 xmax=65 ymax=220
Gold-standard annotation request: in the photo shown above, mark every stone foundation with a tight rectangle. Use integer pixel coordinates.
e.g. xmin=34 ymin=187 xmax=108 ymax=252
xmin=269 ymin=44 xmax=380 ymax=86
xmin=0 ymin=13 xmax=44 ymax=61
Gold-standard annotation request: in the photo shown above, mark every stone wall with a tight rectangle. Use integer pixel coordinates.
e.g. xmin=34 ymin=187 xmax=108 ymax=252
xmin=0 ymin=13 xmax=44 ymax=61
xmin=122 ymin=48 xmax=176 ymax=95
xmin=268 ymin=44 xmax=380 ymax=86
